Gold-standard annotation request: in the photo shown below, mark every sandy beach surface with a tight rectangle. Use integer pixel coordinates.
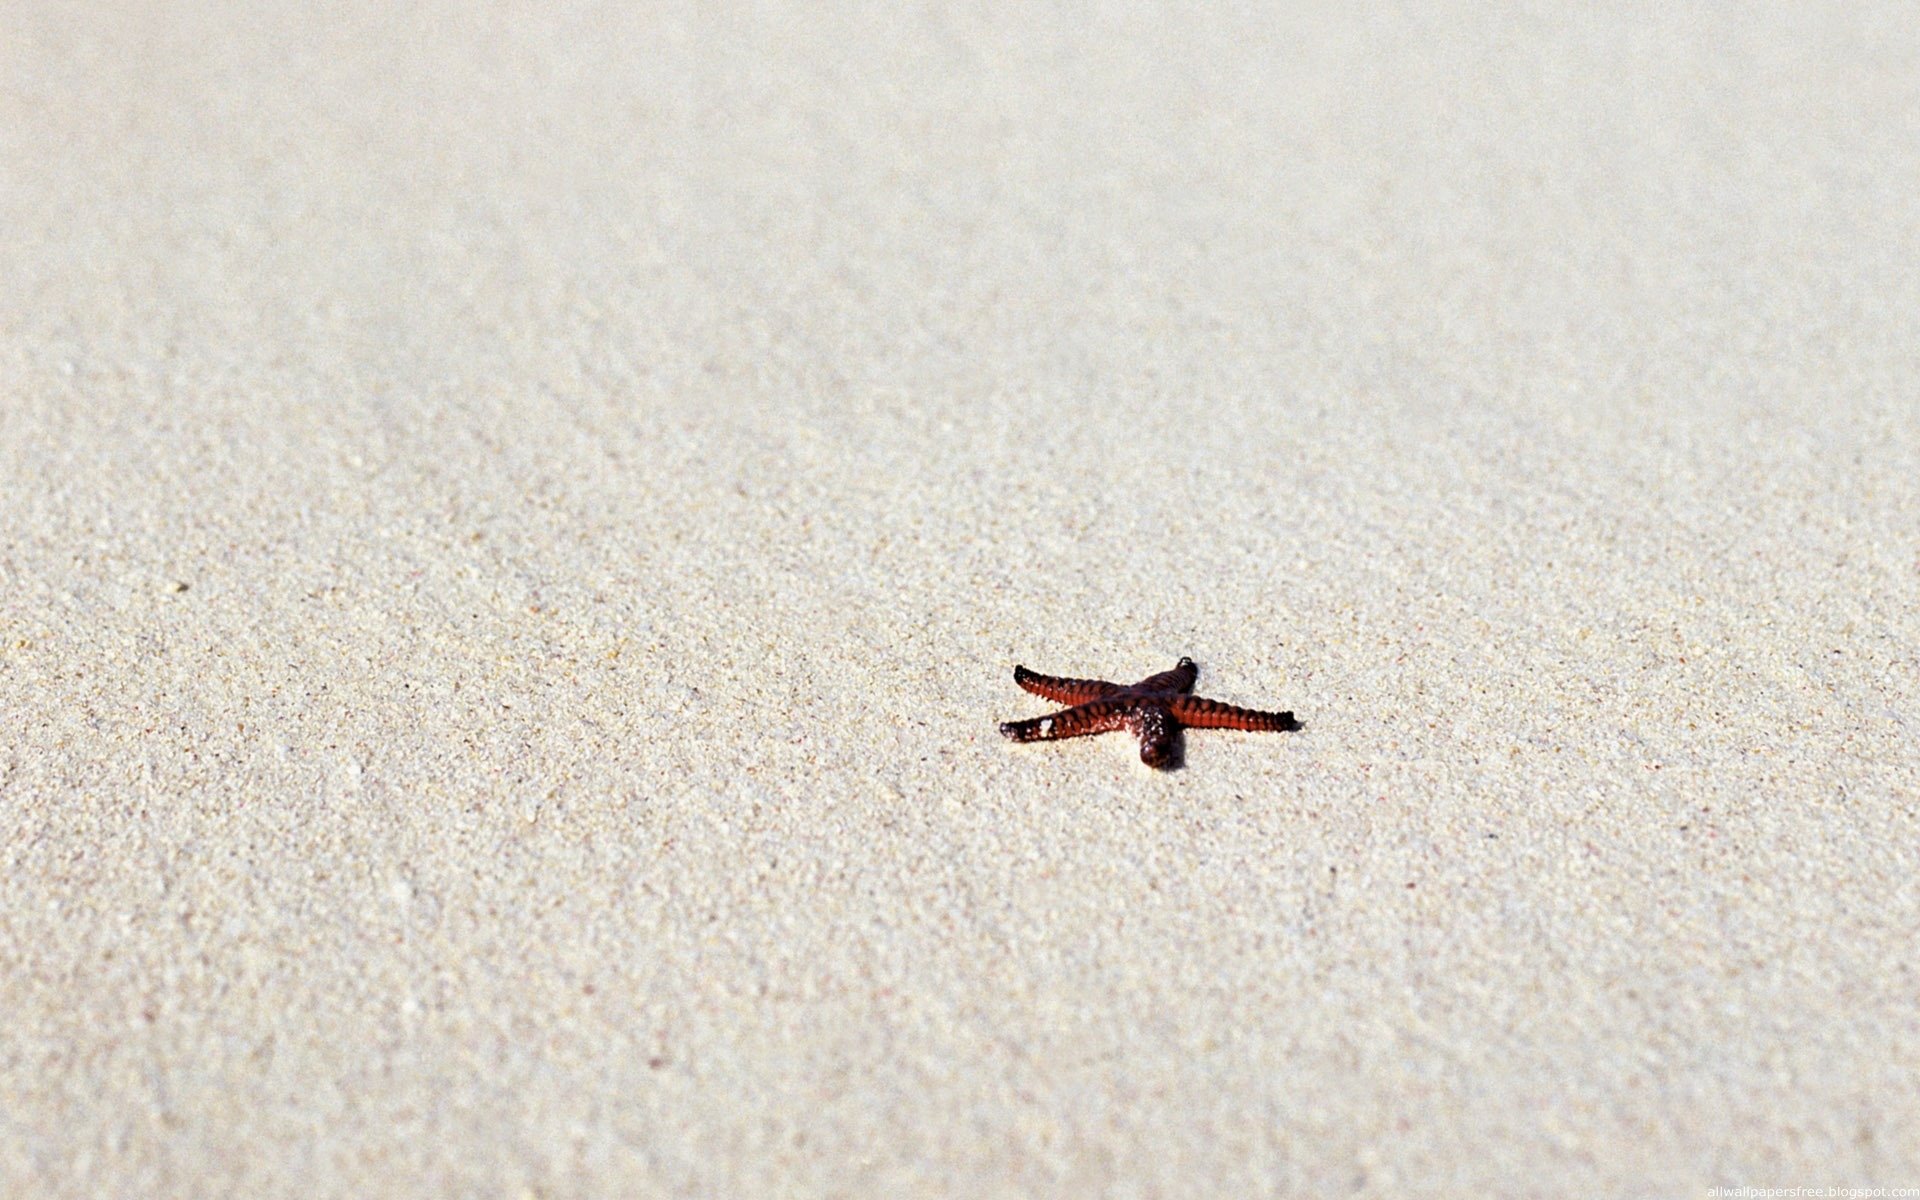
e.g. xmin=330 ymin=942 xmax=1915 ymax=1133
xmin=5 ymin=3 xmax=1918 ymax=1196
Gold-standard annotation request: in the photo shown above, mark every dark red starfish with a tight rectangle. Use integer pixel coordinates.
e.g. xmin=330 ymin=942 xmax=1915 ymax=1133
xmin=998 ymin=656 xmax=1300 ymax=768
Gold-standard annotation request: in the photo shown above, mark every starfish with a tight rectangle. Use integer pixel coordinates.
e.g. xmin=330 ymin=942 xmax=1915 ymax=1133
xmin=998 ymin=656 xmax=1300 ymax=768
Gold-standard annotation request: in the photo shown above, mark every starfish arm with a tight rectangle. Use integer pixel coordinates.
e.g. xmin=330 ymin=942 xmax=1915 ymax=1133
xmin=999 ymin=699 xmax=1129 ymax=743
xmin=1132 ymin=657 xmax=1198 ymax=695
xmin=1012 ymin=665 xmax=1122 ymax=705
xmin=1170 ymin=695 xmax=1300 ymax=732
xmin=1126 ymin=704 xmax=1179 ymax=767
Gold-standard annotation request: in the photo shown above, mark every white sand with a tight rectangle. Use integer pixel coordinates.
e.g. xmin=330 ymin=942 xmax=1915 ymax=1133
xmin=5 ymin=4 xmax=1918 ymax=1196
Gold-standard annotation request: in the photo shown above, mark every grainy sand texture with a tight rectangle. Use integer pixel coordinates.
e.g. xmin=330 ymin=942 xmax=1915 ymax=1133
xmin=4 ymin=3 xmax=1919 ymax=1196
